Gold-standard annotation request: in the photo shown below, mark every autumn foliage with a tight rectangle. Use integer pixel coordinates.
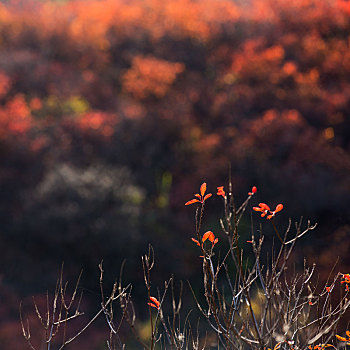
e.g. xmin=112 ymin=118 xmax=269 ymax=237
xmin=0 ymin=0 xmax=350 ymax=348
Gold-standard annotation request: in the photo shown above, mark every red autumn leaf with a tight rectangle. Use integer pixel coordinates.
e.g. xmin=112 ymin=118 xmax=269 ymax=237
xmin=191 ymin=238 xmax=200 ymax=246
xmin=253 ymin=203 xmax=270 ymax=212
xmin=336 ymin=335 xmax=348 ymax=342
xmin=208 ymin=231 xmax=215 ymax=242
xmin=275 ymin=204 xmax=283 ymax=213
xmin=150 ymin=296 xmax=160 ymax=306
xmin=185 ymin=198 xmax=200 ymax=205
xmin=202 ymin=231 xmax=212 ymax=242
xmin=217 ymin=186 xmax=226 ymax=198
xmin=248 ymin=186 xmax=257 ymax=195
xmin=185 ymin=183 xmax=212 ymax=206
xmin=203 ymin=193 xmax=212 ymax=201
xmin=200 ymin=182 xmax=207 ymax=196
xmin=259 ymin=203 xmax=270 ymax=211
xmin=254 ymin=202 xmax=283 ymax=220
xmin=149 ymin=296 xmax=160 ymax=309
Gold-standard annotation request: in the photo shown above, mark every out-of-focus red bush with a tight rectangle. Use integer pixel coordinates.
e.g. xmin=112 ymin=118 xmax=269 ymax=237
xmin=0 ymin=0 xmax=350 ymax=347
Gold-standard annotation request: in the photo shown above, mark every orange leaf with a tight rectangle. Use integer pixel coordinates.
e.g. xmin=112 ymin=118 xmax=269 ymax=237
xmin=336 ymin=335 xmax=348 ymax=342
xmin=148 ymin=302 xmax=158 ymax=309
xmin=191 ymin=238 xmax=200 ymax=246
xmin=149 ymin=296 xmax=160 ymax=308
xmin=185 ymin=199 xmax=200 ymax=205
xmin=217 ymin=186 xmax=225 ymax=197
xmin=259 ymin=203 xmax=270 ymax=211
xmin=202 ymin=231 xmax=213 ymax=242
xmin=200 ymin=182 xmax=207 ymax=196
xmin=248 ymin=186 xmax=257 ymax=195
xmin=213 ymin=238 xmax=218 ymax=245
xmin=275 ymin=204 xmax=283 ymax=213
xmin=208 ymin=231 xmax=215 ymax=242
xmin=203 ymin=193 xmax=212 ymax=201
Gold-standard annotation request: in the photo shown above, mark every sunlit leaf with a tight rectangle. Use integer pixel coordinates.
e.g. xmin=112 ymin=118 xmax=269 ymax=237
xmin=200 ymin=182 xmax=207 ymax=196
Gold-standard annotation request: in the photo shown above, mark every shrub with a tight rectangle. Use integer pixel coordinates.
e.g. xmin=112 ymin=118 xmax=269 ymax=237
xmin=20 ymin=181 xmax=350 ymax=349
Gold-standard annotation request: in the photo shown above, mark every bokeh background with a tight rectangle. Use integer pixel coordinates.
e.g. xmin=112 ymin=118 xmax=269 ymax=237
xmin=0 ymin=0 xmax=350 ymax=348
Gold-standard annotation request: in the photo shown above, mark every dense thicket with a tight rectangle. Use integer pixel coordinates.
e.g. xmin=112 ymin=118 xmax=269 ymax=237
xmin=0 ymin=0 xmax=349 ymax=348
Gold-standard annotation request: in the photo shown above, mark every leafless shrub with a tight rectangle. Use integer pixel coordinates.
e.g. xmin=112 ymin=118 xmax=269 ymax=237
xmin=20 ymin=264 xmax=129 ymax=350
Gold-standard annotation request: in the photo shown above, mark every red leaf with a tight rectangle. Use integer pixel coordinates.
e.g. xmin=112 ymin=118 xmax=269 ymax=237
xmin=248 ymin=186 xmax=257 ymax=196
xmin=253 ymin=206 xmax=263 ymax=211
xmin=336 ymin=335 xmax=348 ymax=342
xmin=191 ymin=238 xmax=200 ymax=246
xmin=203 ymin=193 xmax=212 ymax=201
xmin=217 ymin=186 xmax=226 ymax=197
xmin=208 ymin=231 xmax=215 ymax=242
xmin=148 ymin=302 xmax=158 ymax=309
xmin=275 ymin=204 xmax=283 ymax=213
xmin=200 ymin=182 xmax=207 ymax=196
xmin=149 ymin=296 xmax=160 ymax=309
xmin=259 ymin=203 xmax=270 ymax=211
xmin=202 ymin=231 xmax=212 ymax=242
xmin=185 ymin=199 xmax=200 ymax=205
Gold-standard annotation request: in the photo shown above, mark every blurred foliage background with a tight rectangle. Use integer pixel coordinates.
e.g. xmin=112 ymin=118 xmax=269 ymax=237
xmin=0 ymin=0 xmax=350 ymax=348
